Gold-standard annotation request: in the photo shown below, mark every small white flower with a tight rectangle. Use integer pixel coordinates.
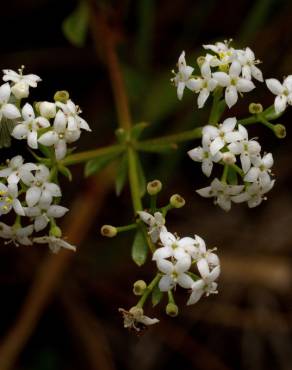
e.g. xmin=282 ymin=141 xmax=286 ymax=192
xmin=12 ymin=103 xmax=50 ymax=149
xmin=0 ymin=182 xmax=24 ymax=216
xmin=157 ymin=257 xmax=194 ymax=291
xmin=237 ymin=47 xmax=263 ymax=82
xmin=188 ymin=135 xmax=222 ymax=177
xmin=196 ymin=178 xmax=244 ymax=211
xmin=24 ymin=204 xmax=69 ymax=232
xmin=244 ymin=153 xmax=273 ymax=184
xmin=171 ymin=51 xmax=199 ymax=100
xmin=33 ymin=235 xmax=76 ymax=253
xmin=192 ymin=60 xmax=218 ymax=108
xmin=138 ymin=211 xmax=165 ymax=243
xmin=232 ymin=178 xmax=275 ymax=208
xmin=56 ymin=99 xmax=91 ymax=131
xmin=38 ymin=110 xmax=81 ymax=160
xmin=39 ymin=101 xmax=56 ymax=119
xmin=213 ymin=60 xmax=255 ymax=108
xmin=0 ymin=83 xmax=21 ymax=120
xmin=266 ymin=76 xmax=292 ymax=114
xmin=0 ymin=155 xmax=28 ymax=184
xmin=187 ymin=259 xmax=220 ymax=305
xmin=0 ymin=222 xmax=34 ymax=246
xmin=118 ymin=307 xmax=159 ymax=332
xmin=190 ymin=234 xmax=220 ymax=267
xmin=3 ymin=67 xmax=41 ymax=88
xmin=202 ymin=117 xmax=243 ymax=156
xmin=227 ymin=124 xmax=261 ymax=173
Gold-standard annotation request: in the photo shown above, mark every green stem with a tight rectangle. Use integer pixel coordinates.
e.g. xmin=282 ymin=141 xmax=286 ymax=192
xmin=116 ymin=223 xmax=137 ymax=233
xmin=221 ymin=164 xmax=229 ymax=183
xmin=160 ymin=203 xmax=173 ymax=217
xmin=167 ymin=290 xmax=175 ymax=304
xmin=238 ymin=115 xmax=259 ymax=126
xmin=208 ymin=88 xmax=225 ymax=124
xmin=136 ymin=273 xmax=161 ymax=308
xmin=127 ymin=146 xmax=143 ymax=212
xmin=150 ymin=195 xmax=157 ymax=213
xmin=230 ymin=163 xmax=244 ymax=177
xmin=258 ymin=115 xmax=275 ymax=131
xmin=61 ymin=144 xmax=125 ymax=166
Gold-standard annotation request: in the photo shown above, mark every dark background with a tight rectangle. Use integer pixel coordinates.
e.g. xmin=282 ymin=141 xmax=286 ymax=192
xmin=0 ymin=1 xmax=292 ymax=369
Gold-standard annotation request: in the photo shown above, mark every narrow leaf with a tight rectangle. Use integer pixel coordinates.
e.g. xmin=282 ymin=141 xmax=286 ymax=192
xmin=135 ymin=154 xmax=146 ymax=197
xmin=131 ymin=228 xmax=148 ymax=266
xmin=130 ymin=122 xmax=149 ymax=140
xmin=58 ymin=165 xmax=73 ymax=181
xmin=115 ymin=154 xmax=128 ymax=196
xmin=62 ymin=1 xmax=89 ymax=47
xmin=152 ymin=284 xmax=163 ymax=307
xmin=227 ymin=166 xmax=238 ymax=185
xmin=84 ymin=152 xmax=119 ymax=177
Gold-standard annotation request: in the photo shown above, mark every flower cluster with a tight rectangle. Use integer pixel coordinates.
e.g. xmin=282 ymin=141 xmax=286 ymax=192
xmin=139 ymin=211 xmax=220 ymax=306
xmin=171 ymin=40 xmax=262 ymax=109
xmin=188 ymin=117 xmax=275 ymax=211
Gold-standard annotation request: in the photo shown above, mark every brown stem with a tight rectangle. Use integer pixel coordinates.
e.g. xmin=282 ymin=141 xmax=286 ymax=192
xmin=0 ymin=168 xmax=114 ymax=370
xmin=89 ymin=6 xmax=132 ymax=130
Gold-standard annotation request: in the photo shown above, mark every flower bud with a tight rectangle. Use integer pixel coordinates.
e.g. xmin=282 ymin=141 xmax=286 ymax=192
xmin=222 ymin=152 xmax=236 ymax=165
xmin=39 ymin=101 xmax=56 ymax=119
xmin=147 ymin=180 xmax=162 ymax=195
xmin=166 ymin=302 xmax=179 ymax=317
xmin=170 ymin=194 xmax=185 ymax=208
xmin=50 ymin=225 xmax=62 ymax=238
xmin=11 ymin=81 xmax=29 ymax=99
xmin=273 ymin=124 xmax=286 ymax=139
xmin=129 ymin=306 xmax=143 ymax=318
xmin=133 ymin=280 xmax=147 ymax=295
xmin=100 ymin=225 xmax=117 ymax=238
xmin=54 ymin=90 xmax=70 ymax=103
xmin=196 ymin=56 xmax=205 ymax=66
xmin=249 ymin=103 xmax=263 ymax=114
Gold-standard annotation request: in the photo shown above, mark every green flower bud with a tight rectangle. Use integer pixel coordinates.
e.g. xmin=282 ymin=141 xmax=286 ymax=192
xmin=54 ymin=90 xmax=70 ymax=103
xmin=147 ymin=180 xmax=162 ymax=195
xmin=100 ymin=225 xmax=117 ymax=238
xmin=249 ymin=103 xmax=263 ymax=114
xmin=273 ymin=124 xmax=286 ymax=139
xmin=50 ymin=225 xmax=62 ymax=238
xmin=166 ymin=302 xmax=179 ymax=317
xmin=170 ymin=194 xmax=185 ymax=208
xmin=196 ymin=56 xmax=205 ymax=66
xmin=133 ymin=280 xmax=147 ymax=295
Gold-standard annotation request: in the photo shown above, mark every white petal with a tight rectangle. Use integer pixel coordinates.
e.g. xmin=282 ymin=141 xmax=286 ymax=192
xmin=202 ymin=159 xmax=213 ymax=177
xmin=187 ymin=288 xmax=204 ymax=305
xmin=236 ymin=78 xmax=255 ymax=93
xmin=229 ymin=60 xmax=241 ymax=77
xmin=221 ymin=117 xmax=237 ymax=133
xmin=266 ymin=78 xmax=283 ymax=95
xmin=177 ymin=273 xmax=194 ymax=289
xmin=159 ymin=230 xmax=176 ymax=247
xmin=27 ymin=131 xmax=38 ymax=149
xmin=22 ymin=103 xmax=35 ymax=120
xmin=38 ymin=131 xmax=58 ymax=146
xmin=137 ymin=211 xmax=153 ymax=225
xmin=159 ymin=275 xmax=174 ymax=292
xmin=34 ymin=215 xmax=49 ymax=232
xmin=197 ymin=89 xmax=210 ymax=108
xmin=244 ymin=167 xmax=259 ymax=182
xmin=251 ymin=65 xmax=263 ymax=82
xmin=177 ymin=81 xmax=185 ymax=100
xmin=0 ymin=83 xmax=11 ymax=103
xmin=26 ymin=186 xmax=41 ymax=207
xmin=2 ymin=104 xmax=21 ymax=119
xmin=212 ymin=72 xmax=230 ymax=87
xmin=240 ymin=153 xmax=251 ymax=173
xmin=188 ymin=147 xmax=203 ymax=162
xmin=44 ymin=182 xmax=61 ymax=197
xmin=225 ymin=85 xmax=238 ymax=108
xmin=197 ymin=258 xmax=210 ymax=278
xmin=274 ymin=95 xmax=287 ymax=114
xmin=153 ymin=246 xmax=172 ymax=261
xmin=210 ymin=137 xmax=224 ymax=156
xmin=55 ymin=140 xmax=67 ymax=160
xmin=47 ymin=205 xmax=69 ymax=218
xmin=13 ymin=199 xmax=25 ymax=216
xmin=175 ymin=257 xmax=191 ymax=273
xmin=196 ymin=186 xmax=213 ymax=198
xmin=156 ymin=259 xmax=173 ymax=274
xmin=12 ymin=124 xmax=28 ymax=139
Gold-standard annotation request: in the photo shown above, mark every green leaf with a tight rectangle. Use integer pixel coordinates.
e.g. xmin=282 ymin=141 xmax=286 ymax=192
xmin=263 ymin=105 xmax=283 ymax=121
xmin=62 ymin=1 xmax=89 ymax=47
xmin=130 ymin=122 xmax=149 ymax=140
xmin=152 ymin=284 xmax=163 ymax=307
xmin=135 ymin=154 xmax=146 ymax=197
xmin=131 ymin=228 xmax=148 ymax=266
xmin=58 ymin=165 xmax=73 ymax=181
xmin=38 ymin=144 xmax=54 ymax=159
xmin=115 ymin=154 xmax=128 ymax=196
xmin=137 ymin=142 xmax=178 ymax=153
xmin=84 ymin=152 xmax=120 ymax=177
xmin=227 ymin=166 xmax=238 ymax=185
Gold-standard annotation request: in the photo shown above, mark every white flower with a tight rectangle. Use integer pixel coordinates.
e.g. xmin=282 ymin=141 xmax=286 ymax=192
xmin=0 ymin=182 xmax=24 ymax=216
xmin=213 ymin=60 xmax=255 ymax=108
xmin=0 ymin=83 xmax=21 ymax=120
xmin=0 ymin=155 xmax=29 ymax=184
xmin=190 ymin=234 xmax=220 ymax=267
xmin=171 ymin=51 xmax=199 ymax=100
xmin=0 ymin=222 xmax=34 ymax=246
xmin=33 ymin=235 xmax=76 ymax=253
xmin=196 ymin=178 xmax=244 ymax=211
xmin=188 ymin=135 xmax=222 ymax=177
xmin=202 ymin=117 xmax=243 ymax=156
xmin=39 ymin=101 xmax=56 ymax=119
xmin=56 ymin=99 xmax=91 ymax=131
xmin=118 ymin=307 xmax=159 ymax=332
xmin=24 ymin=204 xmax=69 ymax=232
xmin=38 ymin=110 xmax=81 ymax=160
xmin=3 ymin=67 xmax=41 ymax=88
xmin=237 ymin=47 xmax=263 ymax=82
xmin=266 ymin=76 xmax=292 ymax=114
xmin=12 ymin=103 xmax=50 ymax=149
xmin=187 ymin=259 xmax=220 ymax=305
xmin=157 ymin=257 xmax=194 ymax=291
xmin=232 ymin=178 xmax=275 ymax=208
xmin=137 ymin=211 xmax=166 ymax=243
xmin=22 ymin=164 xmax=61 ymax=208
xmin=244 ymin=153 xmax=273 ymax=184
xmin=153 ymin=229 xmax=194 ymax=262
xmin=227 ymin=124 xmax=261 ymax=173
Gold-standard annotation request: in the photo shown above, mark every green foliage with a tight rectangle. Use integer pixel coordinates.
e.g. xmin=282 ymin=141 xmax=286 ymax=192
xmin=84 ymin=151 xmax=120 ymax=177
xmin=115 ymin=153 xmax=128 ymax=196
xmin=152 ymin=283 xmax=163 ymax=307
xmin=135 ymin=154 xmax=146 ymax=197
xmin=62 ymin=1 xmax=89 ymax=47
xmin=227 ymin=166 xmax=238 ymax=185
xmin=131 ymin=228 xmax=148 ymax=266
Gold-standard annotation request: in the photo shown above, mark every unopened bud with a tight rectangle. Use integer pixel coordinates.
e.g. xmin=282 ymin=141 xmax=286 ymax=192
xmin=100 ymin=225 xmax=117 ymax=238
xmin=54 ymin=90 xmax=70 ymax=103
xmin=129 ymin=306 xmax=143 ymax=318
xmin=273 ymin=124 xmax=286 ymax=139
xmin=147 ymin=180 xmax=162 ymax=195
xmin=222 ymin=152 xmax=236 ymax=165
xmin=249 ymin=103 xmax=263 ymax=114
xmin=133 ymin=280 xmax=147 ymax=295
xmin=39 ymin=101 xmax=56 ymax=119
xmin=50 ymin=225 xmax=62 ymax=238
xmin=11 ymin=81 xmax=29 ymax=99
xmin=196 ymin=56 xmax=205 ymax=66
xmin=170 ymin=194 xmax=185 ymax=208
xmin=166 ymin=302 xmax=179 ymax=317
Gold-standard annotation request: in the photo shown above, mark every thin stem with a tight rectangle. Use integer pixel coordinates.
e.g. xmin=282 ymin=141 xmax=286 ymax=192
xmin=258 ymin=116 xmax=275 ymax=131
xmin=221 ymin=165 xmax=229 ymax=183
xmin=208 ymin=88 xmax=225 ymax=125
xmin=230 ymin=163 xmax=244 ymax=178
xmin=150 ymin=195 xmax=157 ymax=213
xmin=168 ymin=290 xmax=175 ymax=304
xmin=116 ymin=223 xmax=137 ymax=233
xmin=238 ymin=115 xmax=259 ymax=126
xmin=136 ymin=273 xmax=161 ymax=308
xmin=127 ymin=146 xmax=143 ymax=212
xmin=62 ymin=144 xmax=125 ymax=166
xmin=160 ymin=204 xmax=173 ymax=217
